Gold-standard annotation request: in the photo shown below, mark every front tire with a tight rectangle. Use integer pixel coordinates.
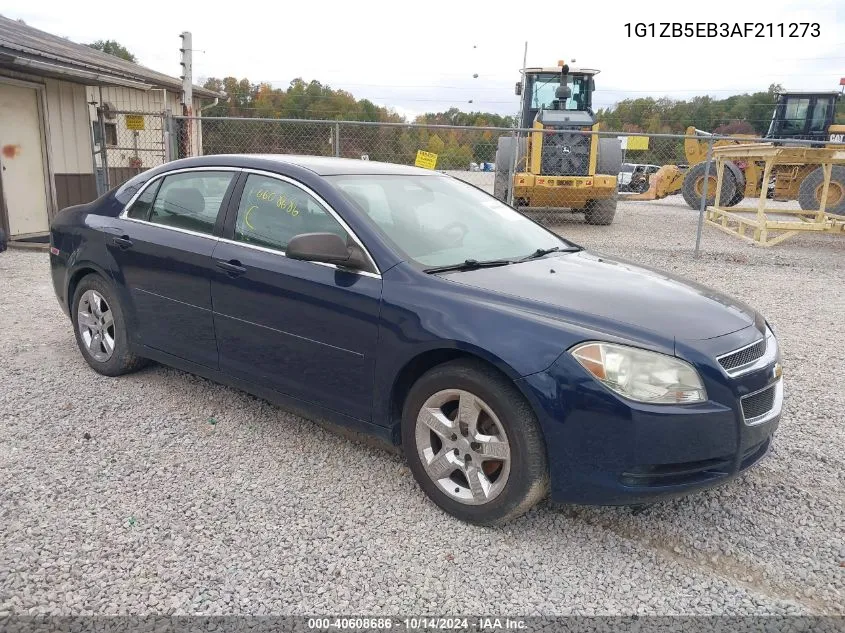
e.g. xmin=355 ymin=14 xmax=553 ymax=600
xmin=71 ymin=274 xmax=148 ymax=376
xmin=584 ymin=194 xmax=617 ymax=225
xmin=402 ymin=360 xmax=548 ymax=525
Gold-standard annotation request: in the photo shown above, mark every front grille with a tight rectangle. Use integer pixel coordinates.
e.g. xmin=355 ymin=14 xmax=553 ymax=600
xmin=719 ymin=338 xmax=766 ymax=373
xmin=541 ymin=131 xmax=591 ymax=176
xmin=741 ymin=384 xmax=777 ymax=422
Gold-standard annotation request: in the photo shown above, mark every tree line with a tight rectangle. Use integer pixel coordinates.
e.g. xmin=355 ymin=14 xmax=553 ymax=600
xmin=196 ymin=77 xmax=516 ymax=168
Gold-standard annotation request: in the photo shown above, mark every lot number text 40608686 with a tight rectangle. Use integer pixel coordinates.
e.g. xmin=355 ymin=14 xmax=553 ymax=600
xmin=624 ymin=23 xmax=820 ymax=38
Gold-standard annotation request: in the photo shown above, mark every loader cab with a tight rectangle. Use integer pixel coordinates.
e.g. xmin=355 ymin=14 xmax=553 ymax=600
xmin=766 ymin=91 xmax=839 ymax=141
xmin=516 ymin=66 xmax=598 ymax=129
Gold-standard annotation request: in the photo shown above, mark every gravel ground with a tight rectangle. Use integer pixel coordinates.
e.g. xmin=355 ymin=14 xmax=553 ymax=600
xmin=1 ymin=203 xmax=843 ymax=616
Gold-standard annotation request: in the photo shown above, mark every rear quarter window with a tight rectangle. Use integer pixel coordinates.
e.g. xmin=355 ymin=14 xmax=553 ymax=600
xmin=114 ymin=172 xmax=157 ymax=205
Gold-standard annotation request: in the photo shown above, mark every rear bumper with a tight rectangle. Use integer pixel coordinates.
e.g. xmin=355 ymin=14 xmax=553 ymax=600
xmin=49 ymin=250 xmax=70 ymax=317
xmin=517 ymin=350 xmax=781 ymax=505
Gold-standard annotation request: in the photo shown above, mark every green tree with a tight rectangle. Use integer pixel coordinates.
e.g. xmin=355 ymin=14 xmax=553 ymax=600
xmin=426 ymin=134 xmax=446 ymax=155
xmin=88 ymin=40 xmax=136 ymax=63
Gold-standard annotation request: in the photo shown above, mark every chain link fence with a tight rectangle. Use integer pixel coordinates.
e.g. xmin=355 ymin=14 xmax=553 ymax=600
xmin=167 ymin=115 xmax=841 ymax=251
xmin=94 ymin=110 xmax=168 ymax=194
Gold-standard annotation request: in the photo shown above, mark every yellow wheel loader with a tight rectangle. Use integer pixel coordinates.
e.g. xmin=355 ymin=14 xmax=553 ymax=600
xmin=629 ymin=91 xmax=845 ymax=215
xmin=494 ymin=62 xmax=622 ymax=225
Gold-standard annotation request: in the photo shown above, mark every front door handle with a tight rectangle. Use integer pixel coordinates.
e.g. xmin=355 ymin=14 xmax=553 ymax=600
xmin=112 ymin=236 xmax=133 ymax=250
xmin=215 ymin=259 xmax=247 ymax=277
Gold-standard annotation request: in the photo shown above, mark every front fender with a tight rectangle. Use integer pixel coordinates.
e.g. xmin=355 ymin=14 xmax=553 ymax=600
xmin=372 ymin=263 xmax=675 ymax=431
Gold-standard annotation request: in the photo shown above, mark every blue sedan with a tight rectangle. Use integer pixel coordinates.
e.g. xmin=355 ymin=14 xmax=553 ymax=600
xmin=49 ymin=155 xmax=782 ymax=524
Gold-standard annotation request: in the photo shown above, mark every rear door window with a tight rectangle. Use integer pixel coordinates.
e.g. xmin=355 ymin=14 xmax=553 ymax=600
xmin=147 ymin=171 xmax=235 ymax=234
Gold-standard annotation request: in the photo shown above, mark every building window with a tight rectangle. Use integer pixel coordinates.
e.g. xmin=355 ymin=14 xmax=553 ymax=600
xmin=93 ymin=122 xmax=118 ymax=146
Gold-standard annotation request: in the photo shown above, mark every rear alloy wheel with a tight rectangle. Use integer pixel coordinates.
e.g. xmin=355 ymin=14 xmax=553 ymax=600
xmin=77 ymin=289 xmax=115 ymax=363
xmin=72 ymin=274 xmax=148 ymax=376
xmin=402 ymin=360 xmax=548 ymax=525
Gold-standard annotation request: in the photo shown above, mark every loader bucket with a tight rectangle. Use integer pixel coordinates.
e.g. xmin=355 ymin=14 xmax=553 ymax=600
xmin=625 ymin=165 xmax=683 ymax=201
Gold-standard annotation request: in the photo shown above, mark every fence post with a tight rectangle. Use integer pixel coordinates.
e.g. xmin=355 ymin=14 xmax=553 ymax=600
xmin=334 ymin=122 xmax=341 ymax=157
xmin=694 ymin=140 xmax=714 ymax=258
xmin=163 ymin=111 xmax=173 ymax=162
xmin=507 ymin=131 xmax=518 ymax=207
xmin=97 ymin=105 xmax=110 ymax=193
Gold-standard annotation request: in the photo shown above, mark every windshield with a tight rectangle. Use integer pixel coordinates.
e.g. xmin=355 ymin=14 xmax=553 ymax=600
xmin=530 ymin=73 xmax=590 ymax=111
xmin=327 ymin=175 xmax=567 ymax=268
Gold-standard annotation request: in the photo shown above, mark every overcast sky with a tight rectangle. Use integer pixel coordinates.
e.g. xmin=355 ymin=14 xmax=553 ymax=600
xmin=4 ymin=0 xmax=843 ymax=119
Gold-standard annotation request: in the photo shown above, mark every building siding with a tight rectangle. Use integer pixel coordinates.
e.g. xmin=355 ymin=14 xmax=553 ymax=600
xmin=45 ymin=79 xmax=92 ymax=175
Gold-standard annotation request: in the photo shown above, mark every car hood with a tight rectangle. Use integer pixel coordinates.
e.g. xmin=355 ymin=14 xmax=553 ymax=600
xmin=442 ymin=251 xmax=757 ymax=341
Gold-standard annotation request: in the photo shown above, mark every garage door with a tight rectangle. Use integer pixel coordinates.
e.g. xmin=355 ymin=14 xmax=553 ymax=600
xmin=0 ymin=82 xmax=50 ymax=237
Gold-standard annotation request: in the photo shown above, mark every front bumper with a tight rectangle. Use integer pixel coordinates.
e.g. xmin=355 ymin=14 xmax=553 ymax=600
xmin=517 ymin=334 xmax=781 ymax=505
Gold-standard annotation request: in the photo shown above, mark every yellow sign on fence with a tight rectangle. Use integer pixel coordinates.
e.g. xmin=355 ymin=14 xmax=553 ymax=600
xmin=125 ymin=115 xmax=145 ymax=131
xmin=625 ymin=135 xmax=649 ymax=150
xmin=414 ymin=150 xmax=438 ymax=170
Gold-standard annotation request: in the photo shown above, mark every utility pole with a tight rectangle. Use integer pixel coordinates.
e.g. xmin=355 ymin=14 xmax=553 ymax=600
xmin=179 ymin=31 xmax=193 ymax=157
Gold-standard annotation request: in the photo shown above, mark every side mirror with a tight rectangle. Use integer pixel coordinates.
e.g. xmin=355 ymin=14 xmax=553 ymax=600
xmin=514 ymin=81 xmax=522 ymax=96
xmin=286 ymin=232 xmax=369 ymax=271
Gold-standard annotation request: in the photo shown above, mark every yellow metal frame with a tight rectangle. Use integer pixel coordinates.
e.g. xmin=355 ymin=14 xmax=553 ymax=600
xmin=705 ymin=144 xmax=845 ymax=247
xmin=588 ymin=125 xmax=599 ymax=176
xmin=529 ymin=121 xmax=544 ymax=175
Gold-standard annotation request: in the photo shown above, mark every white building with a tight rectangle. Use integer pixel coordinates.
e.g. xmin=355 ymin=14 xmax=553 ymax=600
xmin=0 ymin=15 xmax=219 ymax=243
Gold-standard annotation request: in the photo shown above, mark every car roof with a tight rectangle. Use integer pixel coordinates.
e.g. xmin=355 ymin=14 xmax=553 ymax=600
xmin=165 ymin=154 xmax=439 ymax=177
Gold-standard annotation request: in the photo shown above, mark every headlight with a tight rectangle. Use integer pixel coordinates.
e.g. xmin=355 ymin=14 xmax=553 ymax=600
xmin=570 ymin=342 xmax=707 ymax=404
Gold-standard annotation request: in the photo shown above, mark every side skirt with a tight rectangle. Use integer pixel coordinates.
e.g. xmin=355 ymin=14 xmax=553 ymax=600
xmin=133 ymin=343 xmax=400 ymax=452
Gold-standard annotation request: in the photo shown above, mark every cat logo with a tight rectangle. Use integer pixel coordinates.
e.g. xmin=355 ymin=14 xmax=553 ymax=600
xmin=561 ymin=146 xmax=571 ymax=154
xmin=830 ymin=133 xmax=844 ymax=143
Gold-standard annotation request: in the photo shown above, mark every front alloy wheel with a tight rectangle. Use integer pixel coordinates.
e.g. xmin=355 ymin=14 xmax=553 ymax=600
xmin=415 ymin=389 xmax=511 ymax=505
xmin=402 ymin=359 xmax=548 ymax=525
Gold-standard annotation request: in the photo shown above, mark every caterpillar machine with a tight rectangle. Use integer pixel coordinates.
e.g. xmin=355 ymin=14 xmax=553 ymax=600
xmin=628 ymin=89 xmax=845 ymax=214
xmin=494 ymin=61 xmax=623 ymax=224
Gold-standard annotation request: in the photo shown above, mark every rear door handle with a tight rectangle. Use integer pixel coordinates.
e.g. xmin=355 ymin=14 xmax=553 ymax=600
xmin=215 ymin=259 xmax=247 ymax=277
xmin=112 ymin=236 xmax=133 ymax=250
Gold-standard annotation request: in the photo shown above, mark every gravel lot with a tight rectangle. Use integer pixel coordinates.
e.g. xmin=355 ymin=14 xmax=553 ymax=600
xmin=1 ymin=201 xmax=843 ymax=616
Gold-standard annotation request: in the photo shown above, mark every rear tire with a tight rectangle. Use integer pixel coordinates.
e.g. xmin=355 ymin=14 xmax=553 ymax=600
xmin=71 ymin=274 xmax=148 ymax=376
xmin=681 ymin=161 xmax=738 ymax=210
xmin=725 ymin=162 xmax=745 ymax=207
xmin=584 ymin=194 xmax=617 ymax=225
xmin=597 ymin=137 xmax=623 ymax=177
xmin=798 ymin=165 xmax=845 ymax=215
xmin=493 ymin=137 xmax=515 ymax=201
xmin=402 ymin=359 xmax=548 ymax=525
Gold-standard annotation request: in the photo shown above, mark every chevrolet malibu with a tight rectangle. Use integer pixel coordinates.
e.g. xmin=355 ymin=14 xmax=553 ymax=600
xmin=49 ymin=155 xmax=782 ymax=525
